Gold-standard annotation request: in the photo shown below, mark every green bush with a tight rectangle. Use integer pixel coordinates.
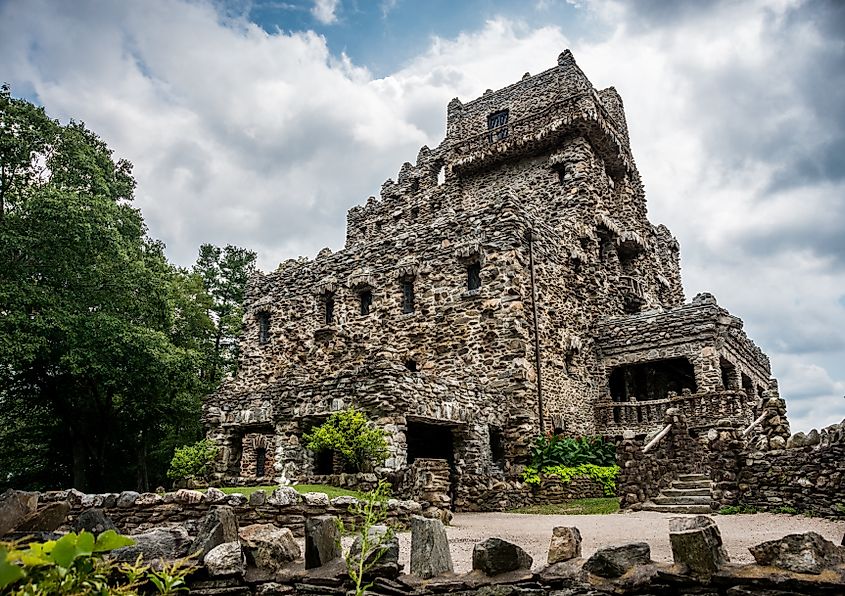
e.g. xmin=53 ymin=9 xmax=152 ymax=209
xmin=530 ymin=434 xmax=616 ymax=468
xmin=0 ymin=530 xmax=191 ymax=594
xmin=167 ymin=439 xmax=218 ymax=480
xmin=718 ymin=504 xmax=758 ymax=515
xmin=303 ymin=407 xmax=389 ymax=473
xmin=521 ymin=464 xmax=620 ymax=496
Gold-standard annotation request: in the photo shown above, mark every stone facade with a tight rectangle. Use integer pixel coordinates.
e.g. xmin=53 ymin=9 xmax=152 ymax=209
xmin=204 ymin=50 xmax=778 ymax=506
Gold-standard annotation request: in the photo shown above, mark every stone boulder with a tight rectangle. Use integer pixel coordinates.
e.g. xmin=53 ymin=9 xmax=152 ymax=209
xmin=349 ymin=525 xmax=400 ymax=579
xmin=248 ymin=490 xmax=267 ymax=507
xmin=0 ymin=490 xmax=39 ymax=536
xmin=302 ymin=492 xmax=330 ymax=507
xmin=472 ymin=537 xmax=533 ymax=576
xmin=204 ymin=541 xmax=246 ymax=577
xmin=16 ymin=502 xmax=71 ymax=533
xmin=410 ymin=515 xmax=453 ymax=579
xmin=172 ymin=489 xmax=205 ymax=504
xmin=749 ymin=532 xmax=845 ymax=574
xmin=304 ymin=515 xmax=341 ymax=569
xmin=190 ymin=506 xmax=239 ymax=559
xmin=583 ymin=543 xmax=652 ymax=578
xmin=73 ymin=509 xmax=116 ymax=535
xmin=669 ymin=516 xmax=729 ymax=575
xmin=116 ymin=491 xmax=140 ymax=508
xmin=111 ymin=526 xmax=192 ymax=564
xmin=268 ymin=487 xmax=301 ymax=507
xmin=547 ymin=526 xmax=581 ymax=564
xmin=239 ymin=524 xmax=301 ymax=574
xmin=205 ymin=487 xmax=227 ymax=503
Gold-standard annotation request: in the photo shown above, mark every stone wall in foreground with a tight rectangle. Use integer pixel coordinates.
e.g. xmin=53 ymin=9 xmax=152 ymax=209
xmin=39 ymin=487 xmax=434 ymax=537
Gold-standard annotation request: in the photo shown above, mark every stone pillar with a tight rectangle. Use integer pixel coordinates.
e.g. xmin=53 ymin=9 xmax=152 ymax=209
xmin=757 ymin=393 xmax=790 ymax=451
xmin=707 ymin=419 xmax=743 ymax=509
xmin=616 ymin=431 xmax=647 ymax=509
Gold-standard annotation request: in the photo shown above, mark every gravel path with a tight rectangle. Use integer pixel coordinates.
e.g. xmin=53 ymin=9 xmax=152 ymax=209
xmin=393 ymin=511 xmax=845 ymax=573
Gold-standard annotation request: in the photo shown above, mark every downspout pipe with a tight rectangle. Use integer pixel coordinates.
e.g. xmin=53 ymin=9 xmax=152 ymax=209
xmin=526 ymin=228 xmax=545 ymax=435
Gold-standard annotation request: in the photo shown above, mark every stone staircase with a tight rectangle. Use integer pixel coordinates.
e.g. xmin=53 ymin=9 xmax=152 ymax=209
xmin=641 ymin=474 xmax=714 ymax=514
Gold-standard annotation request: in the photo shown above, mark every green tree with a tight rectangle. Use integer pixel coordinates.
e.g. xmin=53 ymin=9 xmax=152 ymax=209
xmin=192 ymin=243 xmax=257 ymax=383
xmin=303 ymin=408 xmax=389 ymax=473
xmin=0 ymin=85 xmax=212 ymax=492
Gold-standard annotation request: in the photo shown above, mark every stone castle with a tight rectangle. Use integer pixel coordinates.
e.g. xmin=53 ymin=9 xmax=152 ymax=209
xmin=203 ymin=50 xmax=777 ymax=507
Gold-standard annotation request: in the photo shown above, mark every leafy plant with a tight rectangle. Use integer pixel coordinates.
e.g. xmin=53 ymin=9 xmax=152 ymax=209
xmin=337 ymin=481 xmax=394 ymax=596
xmin=529 ymin=434 xmax=616 ymax=469
xmin=0 ymin=529 xmax=192 ymax=594
xmin=303 ymin=407 xmax=389 ymax=473
xmin=521 ymin=464 xmax=620 ymax=496
xmin=718 ymin=504 xmax=758 ymax=515
xmin=771 ymin=505 xmax=799 ymax=515
xmin=167 ymin=439 xmax=218 ymax=481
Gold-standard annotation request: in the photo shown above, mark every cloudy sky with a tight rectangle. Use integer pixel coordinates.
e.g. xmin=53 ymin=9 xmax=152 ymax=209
xmin=2 ymin=0 xmax=843 ymax=432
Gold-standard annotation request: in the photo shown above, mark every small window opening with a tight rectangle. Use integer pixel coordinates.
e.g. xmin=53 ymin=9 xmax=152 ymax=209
xmin=467 ymin=261 xmax=482 ymax=291
xmin=405 ymin=359 xmax=418 ymax=372
xmin=323 ymin=291 xmax=335 ymax=325
xmin=489 ymin=426 xmax=505 ymax=467
xmin=487 ymin=109 xmax=509 ymax=143
xmin=436 ymin=166 xmax=446 ymax=186
xmin=401 ymin=278 xmax=415 ymax=313
xmin=410 ymin=206 xmax=420 ymax=220
xmin=257 ymin=312 xmax=270 ymax=344
xmin=409 ymin=178 xmax=419 ymax=192
xmin=255 ymin=447 xmax=266 ymax=478
xmin=720 ymin=357 xmax=737 ymax=390
xmin=564 ymin=352 xmax=576 ymax=377
xmin=359 ymin=289 xmax=373 ymax=316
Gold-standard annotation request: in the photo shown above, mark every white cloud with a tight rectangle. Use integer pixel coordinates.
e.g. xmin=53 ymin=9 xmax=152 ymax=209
xmin=311 ymin=0 xmax=339 ymax=24
xmin=1 ymin=0 xmax=842 ymax=432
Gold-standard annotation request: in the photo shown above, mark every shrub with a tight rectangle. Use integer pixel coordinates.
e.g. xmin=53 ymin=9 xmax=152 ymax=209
xmin=521 ymin=464 xmax=620 ymax=496
xmin=530 ymin=434 xmax=616 ymax=469
xmin=303 ymin=407 xmax=389 ymax=473
xmin=0 ymin=530 xmax=192 ymax=594
xmin=167 ymin=439 xmax=218 ymax=481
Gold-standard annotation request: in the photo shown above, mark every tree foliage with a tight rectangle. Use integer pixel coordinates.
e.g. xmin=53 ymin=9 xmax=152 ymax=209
xmin=0 ymin=85 xmax=250 ymax=492
xmin=303 ymin=408 xmax=389 ymax=473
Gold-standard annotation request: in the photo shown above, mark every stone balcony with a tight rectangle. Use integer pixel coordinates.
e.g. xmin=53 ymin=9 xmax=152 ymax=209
xmin=595 ymin=390 xmax=755 ymax=436
xmin=449 ymin=90 xmax=632 ymax=176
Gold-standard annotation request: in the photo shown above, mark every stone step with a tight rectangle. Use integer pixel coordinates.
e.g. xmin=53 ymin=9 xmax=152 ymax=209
xmin=641 ymin=502 xmax=714 ymax=514
xmin=653 ymin=495 xmax=712 ymax=506
xmin=671 ymin=480 xmax=711 ymax=490
xmin=677 ymin=474 xmax=709 ymax=481
xmin=662 ymin=487 xmax=710 ymax=497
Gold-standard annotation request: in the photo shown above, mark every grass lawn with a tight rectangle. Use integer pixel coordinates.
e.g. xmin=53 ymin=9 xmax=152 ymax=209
xmin=212 ymin=484 xmax=366 ymax=499
xmin=508 ymin=497 xmax=620 ymax=515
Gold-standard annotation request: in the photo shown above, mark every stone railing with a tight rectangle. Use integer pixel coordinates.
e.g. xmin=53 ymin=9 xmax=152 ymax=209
xmin=596 ymin=390 xmax=752 ymax=435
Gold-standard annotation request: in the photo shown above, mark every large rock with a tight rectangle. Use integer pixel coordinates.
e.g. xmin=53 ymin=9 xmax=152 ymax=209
xmin=116 ymin=491 xmax=140 ymax=507
xmin=583 ymin=543 xmax=652 ymax=578
xmin=268 ymin=487 xmax=301 ymax=506
xmin=205 ymin=487 xmax=227 ymax=503
xmin=239 ymin=524 xmax=301 ymax=573
xmin=111 ymin=526 xmax=192 ymax=564
xmin=73 ymin=509 xmax=116 ymax=535
xmin=472 ymin=537 xmax=533 ymax=576
xmin=304 ymin=515 xmax=341 ymax=569
xmin=669 ymin=516 xmax=729 ymax=575
xmin=204 ymin=541 xmax=246 ymax=577
xmin=172 ymin=489 xmax=205 ymax=504
xmin=16 ymin=502 xmax=71 ymax=532
xmin=547 ymin=526 xmax=581 ymax=564
xmin=249 ymin=490 xmax=267 ymax=507
xmin=0 ymin=490 xmax=39 ymax=536
xmin=410 ymin=515 xmax=453 ymax=578
xmin=190 ymin=506 xmax=238 ymax=559
xmin=749 ymin=532 xmax=845 ymax=574
xmin=349 ymin=525 xmax=400 ymax=579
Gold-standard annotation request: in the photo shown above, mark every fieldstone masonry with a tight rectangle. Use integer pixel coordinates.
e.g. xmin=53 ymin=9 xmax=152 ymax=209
xmin=204 ymin=49 xmax=779 ymax=507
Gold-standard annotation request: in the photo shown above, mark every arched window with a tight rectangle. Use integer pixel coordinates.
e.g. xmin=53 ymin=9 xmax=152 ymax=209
xmin=467 ymin=261 xmax=482 ymax=291
xmin=359 ymin=289 xmax=373 ymax=316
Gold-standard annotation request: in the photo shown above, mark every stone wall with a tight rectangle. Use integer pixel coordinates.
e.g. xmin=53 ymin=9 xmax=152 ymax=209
xmin=39 ymin=488 xmax=435 ymax=537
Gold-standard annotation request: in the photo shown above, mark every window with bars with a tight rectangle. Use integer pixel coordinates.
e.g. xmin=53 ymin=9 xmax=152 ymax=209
xmin=487 ymin=109 xmax=509 ymax=143
xmin=401 ymin=279 xmax=415 ymax=314
xmin=257 ymin=312 xmax=270 ymax=344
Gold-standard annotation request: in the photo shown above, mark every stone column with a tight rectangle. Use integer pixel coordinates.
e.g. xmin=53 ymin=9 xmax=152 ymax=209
xmin=617 ymin=431 xmax=647 ymax=509
xmin=757 ymin=392 xmax=790 ymax=451
xmin=707 ymin=419 xmax=743 ymax=510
